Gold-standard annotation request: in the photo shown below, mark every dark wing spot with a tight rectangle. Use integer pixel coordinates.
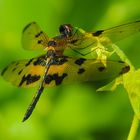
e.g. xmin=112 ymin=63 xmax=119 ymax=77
xmin=38 ymin=40 xmax=43 ymax=44
xmin=33 ymin=58 xmax=46 ymax=66
xmin=39 ymin=54 xmax=46 ymax=59
xmin=98 ymin=66 xmax=106 ymax=72
xmin=25 ymin=58 xmax=34 ymax=66
xmin=53 ymin=73 xmax=68 ymax=85
xmin=18 ymin=69 xmax=23 ymax=75
xmin=12 ymin=67 xmax=17 ymax=72
xmin=45 ymin=73 xmax=68 ymax=85
xmin=33 ymin=59 xmax=42 ymax=65
xmin=1 ymin=66 xmax=8 ymax=76
xmin=78 ymin=68 xmax=85 ymax=74
xmin=19 ymin=74 xmax=40 ymax=86
xmin=59 ymin=56 xmax=68 ymax=65
xmin=92 ymin=30 xmax=104 ymax=36
xmin=118 ymin=60 xmax=125 ymax=63
xmin=35 ymin=31 xmax=43 ymax=38
xmin=75 ymin=58 xmax=86 ymax=65
xmin=119 ymin=66 xmax=130 ymax=74
xmin=15 ymin=62 xmax=19 ymax=66
xmin=45 ymin=75 xmax=53 ymax=84
xmin=23 ymin=22 xmax=36 ymax=33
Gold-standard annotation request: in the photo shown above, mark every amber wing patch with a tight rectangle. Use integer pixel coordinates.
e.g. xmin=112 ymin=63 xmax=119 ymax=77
xmin=1 ymin=56 xmax=46 ymax=88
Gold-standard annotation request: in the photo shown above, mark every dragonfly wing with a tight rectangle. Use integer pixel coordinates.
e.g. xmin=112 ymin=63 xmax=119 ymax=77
xmin=22 ymin=22 xmax=49 ymax=50
xmin=1 ymin=56 xmax=46 ymax=88
xmin=1 ymin=55 xmax=130 ymax=88
xmin=92 ymin=20 xmax=140 ymax=43
xmin=45 ymin=57 xmax=130 ymax=87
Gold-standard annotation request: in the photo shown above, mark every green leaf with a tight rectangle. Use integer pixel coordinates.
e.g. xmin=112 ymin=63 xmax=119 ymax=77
xmin=123 ymin=69 xmax=140 ymax=119
xmin=97 ymin=76 xmax=123 ymax=92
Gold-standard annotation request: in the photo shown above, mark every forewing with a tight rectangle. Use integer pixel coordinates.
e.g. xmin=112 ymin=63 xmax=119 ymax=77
xmin=93 ymin=20 xmax=140 ymax=43
xmin=22 ymin=22 xmax=48 ymax=50
xmin=1 ymin=56 xmax=46 ymax=88
xmin=64 ymin=27 xmax=97 ymax=57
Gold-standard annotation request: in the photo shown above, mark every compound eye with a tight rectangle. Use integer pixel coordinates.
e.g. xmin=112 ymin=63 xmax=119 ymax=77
xmin=59 ymin=24 xmax=72 ymax=38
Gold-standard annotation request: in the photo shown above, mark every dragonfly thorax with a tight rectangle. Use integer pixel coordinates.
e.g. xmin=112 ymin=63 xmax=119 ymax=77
xmin=47 ymin=40 xmax=57 ymax=47
xmin=47 ymin=42 xmax=64 ymax=56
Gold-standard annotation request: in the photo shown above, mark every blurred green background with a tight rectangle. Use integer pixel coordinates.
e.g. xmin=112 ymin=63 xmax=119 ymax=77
xmin=0 ymin=0 xmax=140 ymax=140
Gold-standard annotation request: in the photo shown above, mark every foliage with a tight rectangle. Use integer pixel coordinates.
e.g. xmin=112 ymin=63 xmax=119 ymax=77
xmin=0 ymin=0 xmax=140 ymax=140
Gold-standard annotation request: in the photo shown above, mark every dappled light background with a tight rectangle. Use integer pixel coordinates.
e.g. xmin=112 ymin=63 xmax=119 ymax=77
xmin=0 ymin=0 xmax=140 ymax=140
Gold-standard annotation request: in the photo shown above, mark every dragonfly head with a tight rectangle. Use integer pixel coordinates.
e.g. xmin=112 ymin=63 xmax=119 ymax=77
xmin=59 ymin=24 xmax=73 ymax=38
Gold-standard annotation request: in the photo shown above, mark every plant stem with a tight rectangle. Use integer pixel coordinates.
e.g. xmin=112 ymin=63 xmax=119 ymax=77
xmin=110 ymin=44 xmax=140 ymax=139
xmin=111 ymin=44 xmax=135 ymax=71
xmin=127 ymin=115 xmax=139 ymax=140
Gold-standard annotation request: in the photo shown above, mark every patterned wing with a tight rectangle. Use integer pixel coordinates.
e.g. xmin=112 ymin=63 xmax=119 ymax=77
xmin=92 ymin=20 xmax=140 ymax=43
xmin=1 ymin=55 xmax=130 ymax=88
xmin=65 ymin=21 xmax=140 ymax=58
xmin=64 ymin=26 xmax=97 ymax=57
xmin=1 ymin=56 xmax=46 ymax=88
xmin=44 ymin=57 xmax=130 ymax=87
xmin=22 ymin=22 xmax=48 ymax=50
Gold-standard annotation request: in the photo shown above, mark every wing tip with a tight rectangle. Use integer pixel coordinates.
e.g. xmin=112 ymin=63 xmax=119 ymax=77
xmin=22 ymin=21 xmax=36 ymax=33
xmin=119 ymin=65 xmax=130 ymax=75
xmin=1 ymin=66 xmax=8 ymax=76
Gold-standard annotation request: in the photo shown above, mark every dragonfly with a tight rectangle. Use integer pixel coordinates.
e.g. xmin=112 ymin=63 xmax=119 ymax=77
xmin=2 ymin=20 xmax=140 ymax=122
